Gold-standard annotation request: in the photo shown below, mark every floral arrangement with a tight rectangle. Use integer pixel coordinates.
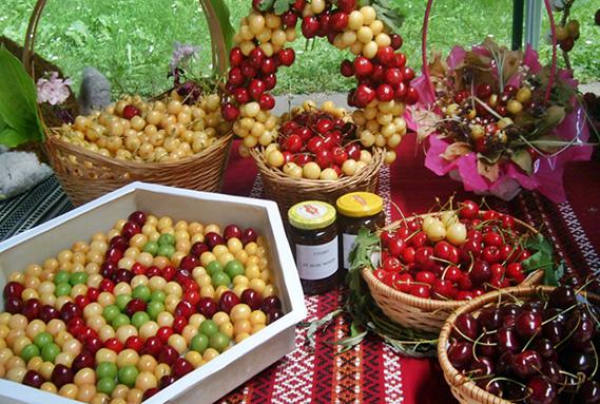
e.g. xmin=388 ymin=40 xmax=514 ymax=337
xmin=410 ymin=38 xmax=592 ymax=202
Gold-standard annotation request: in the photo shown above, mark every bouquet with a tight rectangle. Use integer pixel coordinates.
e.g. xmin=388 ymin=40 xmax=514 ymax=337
xmin=410 ymin=38 xmax=592 ymax=202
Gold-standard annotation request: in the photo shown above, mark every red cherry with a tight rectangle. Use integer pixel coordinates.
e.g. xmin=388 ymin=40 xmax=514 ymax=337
xmin=263 ymin=73 xmax=277 ymax=90
xmin=340 ymin=59 xmax=354 ymax=77
xmin=316 ymin=149 xmax=333 ymax=169
xmin=125 ymin=298 xmax=147 ymax=317
xmin=60 ymin=302 xmax=82 ymax=324
xmin=122 ymin=105 xmax=141 ymax=120
xmin=174 ymin=300 xmax=195 ymax=319
xmin=249 ymin=79 xmax=266 ymax=100
xmin=229 ymin=47 xmax=243 ymax=67
xmin=223 ymin=225 xmax=243 ymax=241
xmin=161 ymin=265 xmax=177 ymax=282
xmin=390 ymin=34 xmax=403 ymax=50
xmin=353 ymin=56 xmax=373 ymax=77
xmin=205 ymin=232 xmax=225 ymax=249
xmin=157 ymin=326 xmax=175 ymax=344
xmin=196 ymin=297 xmax=218 ymax=319
xmin=104 ymin=337 xmax=123 ymax=353
xmin=376 ymin=46 xmax=395 ymax=65
xmin=105 ymin=248 xmax=123 ymax=265
xmin=228 ymin=67 xmax=245 ymax=87
xmin=394 ymin=82 xmax=407 ymax=99
xmin=459 ymin=200 xmax=480 ymax=220
xmin=241 ymin=289 xmax=262 ymax=311
xmin=3 ymin=281 xmax=24 ymax=299
xmin=337 ymin=0 xmax=356 ymax=13
xmin=376 ymin=84 xmax=395 ymax=102
xmin=405 ymin=86 xmax=419 ymax=105
xmin=121 ymin=221 xmax=141 ymax=239
xmin=330 ymin=11 xmax=349 ymax=31
xmin=173 ymin=316 xmax=188 ymax=334
xmin=124 ymin=336 xmax=144 ymax=351
xmin=233 ymin=88 xmax=251 ymax=104
xmin=190 ymin=242 xmax=209 ymax=257
xmin=221 ymin=103 xmax=240 ymax=122
xmin=259 ymin=93 xmax=275 ymax=110
xmin=141 ymin=336 xmax=164 ymax=357
xmin=262 ymin=296 xmax=282 ymax=313
xmin=83 ymin=336 xmax=103 ymax=355
xmin=277 ymin=48 xmax=296 ymax=66
xmin=281 ymin=10 xmax=298 ymax=28
xmin=301 ymin=16 xmax=320 ymax=38
xmin=39 ymin=305 xmax=60 ymax=323
xmin=158 ymin=346 xmax=179 ymax=366
xmin=131 ymin=262 xmax=147 ymax=276
xmin=331 ymin=146 xmax=348 ymax=166
xmin=51 ymin=364 xmax=74 ymax=388
xmin=22 ymin=298 xmax=41 ymax=321
xmin=354 ymin=84 xmax=376 ymax=107
xmin=240 ymin=60 xmax=258 ymax=78
xmin=248 ymin=47 xmax=265 ymax=68
xmin=72 ymin=351 xmax=95 ymax=372
xmin=307 ymin=137 xmax=325 ymax=154
xmin=172 ymin=358 xmax=194 ymax=379
xmin=75 ymin=295 xmax=90 ymax=311
xmin=284 ymin=134 xmax=303 ymax=153
xmin=219 ymin=291 xmax=241 ymax=314
xmin=385 ymin=68 xmax=403 ymax=85
xmin=476 ymin=83 xmax=493 ymax=99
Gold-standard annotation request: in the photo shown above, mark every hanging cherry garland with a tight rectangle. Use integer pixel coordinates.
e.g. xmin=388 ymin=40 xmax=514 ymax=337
xmin=221 ymin=0 xmax=417 ymax=166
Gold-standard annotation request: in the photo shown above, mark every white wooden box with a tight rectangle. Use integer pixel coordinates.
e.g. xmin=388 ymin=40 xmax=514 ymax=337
xmin=0 ymin=182 xmax=307 ymax=404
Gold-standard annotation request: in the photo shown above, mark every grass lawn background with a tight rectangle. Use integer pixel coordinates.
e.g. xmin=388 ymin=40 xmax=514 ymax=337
xmin=1 ymin=0 xmax=598 ymax=97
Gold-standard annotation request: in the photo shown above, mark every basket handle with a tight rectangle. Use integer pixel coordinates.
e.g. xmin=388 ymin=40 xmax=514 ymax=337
xmin=421 ymin=0 xmax=557 ymax=103
xmin=22 ymin=0 xmax=229 ymax=80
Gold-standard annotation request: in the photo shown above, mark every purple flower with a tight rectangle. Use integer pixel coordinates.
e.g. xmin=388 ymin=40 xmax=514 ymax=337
xmin=170 ymin=42 xmax=200 ymax=72
xmin=36 ymin=72 xmax=72 ymax=106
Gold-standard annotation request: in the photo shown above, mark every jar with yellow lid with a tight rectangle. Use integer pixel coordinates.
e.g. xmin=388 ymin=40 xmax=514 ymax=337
xmin=336 ymin=192 xmax=385 ymax=272
xmin=288 ymin=201 xmax=339 ymax=295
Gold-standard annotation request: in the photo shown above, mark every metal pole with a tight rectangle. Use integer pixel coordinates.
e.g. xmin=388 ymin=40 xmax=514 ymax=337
xmin=512 ymin=0 xmax=525 ymax=50
xmin=525 ymin=0 xmax=544 ymax=49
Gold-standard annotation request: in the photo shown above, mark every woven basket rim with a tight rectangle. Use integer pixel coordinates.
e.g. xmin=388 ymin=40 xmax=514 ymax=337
xmin=45 ymin=129 xmax=234 ymax=170
xmin=436 ymin=285 xmax=600 ymax=404
xmin=249 ymin=146 xmax=384 ymax=190
xmin=361 ymin=212 xmax=542 ymax=310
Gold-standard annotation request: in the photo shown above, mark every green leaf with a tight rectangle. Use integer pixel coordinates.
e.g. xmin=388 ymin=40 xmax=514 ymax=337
xmin=359 ymin=0 xmax=405 ymax=32
xmin=0 ymin=126 xmax=23 ymax=148
xmin=0 ymin=46 xmax=43 ymax=147
xmin=257 ymin=0 xmax=275 ymax=12
xmin=522 ymin=233 xmax=557 ymax=286
xmin=273 ymin=0 xmax=295 ymax=15
xmin=510 ymin=149 xmax=533 ymax=174
xmin=210 ymin=0 xmax=235 ymax=53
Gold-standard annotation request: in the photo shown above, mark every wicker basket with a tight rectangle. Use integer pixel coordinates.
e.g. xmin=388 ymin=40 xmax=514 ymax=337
xmin=437 ymin=285 xmax=600 ymax=404
xmin=250 ymin=146 xmax=384 ymax=219
xmin=21 ymin=0 xmax=232 ymax=206
xmin=361 ymin=212 xmax=544 ymax=333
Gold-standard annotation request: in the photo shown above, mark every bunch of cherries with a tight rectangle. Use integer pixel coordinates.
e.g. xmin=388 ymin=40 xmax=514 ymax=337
xmin=446 ymin=284 xmax=600 ymax=403
xmin=263 ymin=102 xmax=379 ymax=180
xmin=0 ymin=212 xmax=282 ymax=403
xmin=223 ymin=0 xmax=415 ymax=165
xmin=374 ymin=200 xmax=536 ymax=300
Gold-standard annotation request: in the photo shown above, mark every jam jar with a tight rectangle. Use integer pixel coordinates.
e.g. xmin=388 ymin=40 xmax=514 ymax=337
xmin=288 ymin=201 xmax=339 ymax=295
xmin=336 ymin=192 xmax=385 ymax=272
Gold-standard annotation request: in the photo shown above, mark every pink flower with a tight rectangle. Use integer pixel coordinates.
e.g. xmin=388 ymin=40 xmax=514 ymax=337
xmin=36 ymin=72 xmax=72 ymax=106
xmin=170 ymin=42 xmax=200 ymax=72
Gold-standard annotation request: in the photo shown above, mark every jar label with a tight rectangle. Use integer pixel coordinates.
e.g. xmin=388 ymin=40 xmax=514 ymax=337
xmin=295 ymin=237 xmax=339 ymax=280
xmin=342 ymin=233 xmax=357 ymax=270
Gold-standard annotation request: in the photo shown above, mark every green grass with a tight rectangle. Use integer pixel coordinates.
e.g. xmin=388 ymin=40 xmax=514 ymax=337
xmin=0 ymin=0 xmax=598 ymax=97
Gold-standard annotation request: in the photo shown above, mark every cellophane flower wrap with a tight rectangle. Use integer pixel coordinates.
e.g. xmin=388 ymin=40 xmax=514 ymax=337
xmin=409 ymin=39 xmax=592 ymax=202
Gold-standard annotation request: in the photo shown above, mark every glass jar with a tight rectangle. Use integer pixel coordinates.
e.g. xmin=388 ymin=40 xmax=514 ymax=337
xmin=336 ymin=192 xmax=385 ymax=272
xmin=288 ymin=201 xmax=339 ymax=295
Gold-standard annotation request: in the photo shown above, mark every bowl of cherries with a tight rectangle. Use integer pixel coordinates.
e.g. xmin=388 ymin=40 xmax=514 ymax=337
xmin=438 ymin=284 xmax=600 ymax=404
xmin=359 ymin=199 xmax=547 ymax=333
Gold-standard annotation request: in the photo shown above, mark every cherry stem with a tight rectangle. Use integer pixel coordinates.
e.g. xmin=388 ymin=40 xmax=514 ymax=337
xmin=471 ymin=96 xmax=504 ymax=121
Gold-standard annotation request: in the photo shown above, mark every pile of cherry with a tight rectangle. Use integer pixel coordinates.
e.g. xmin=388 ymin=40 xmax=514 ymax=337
xmin=0 ymin=211 xmax=283 ymax=403
xmin=446 ymin=284 xmax=600 ymax=403
xmin=266 ymin=105 xmax=376 ymax=180
xmin=375 ymin=200 xmax=536 ymax=300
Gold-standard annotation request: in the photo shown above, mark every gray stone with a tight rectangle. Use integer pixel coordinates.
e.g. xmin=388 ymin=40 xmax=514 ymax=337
xmin=78 ymin=67 xmax=112 ymax=114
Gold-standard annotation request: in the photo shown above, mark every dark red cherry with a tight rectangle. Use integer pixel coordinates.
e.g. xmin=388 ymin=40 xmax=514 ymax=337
xmin=197 ymin=297 xmax=218 ymax=319
xmin=453 ymin=313 xmax=479 ymax=341
xmin=121 ymin=221 xmax=141 ymax=240
xmin=141 ymin=336 xmax=163 ymax=357
xmin=447 ymin=341 xmax=473 ymax=370
xmin=23 ymin=370 xmax=44 ymax=389
xmin=128 ymin=211 xmax=147 ymax=226
xmin=204 ymin=232 xmax=225 ymax=249
xmin=39 ymin=305 xmax=60 ymax=323
xmin=172 ymin=358 xmax=194 ymax=379
xmin=158 ymin=346 xmax=179 ymax=366
xmin=511 ymin=350 xmax=542 ymax=379
xmin=190 ymin=242 xmax=209 ymax=257
xmin=526 ymin=376 xmax=556 ymax=404
xmin=241 ymin=289 xmax=262 ymax=311
xmin=72 ymin=351 xmax=95 ymax=372
xmin=3 ymin=281 xmax=24 ymax=299
xmin=51 ymin=364 xmax=74 ymax=388
xmin=577 ymin=380 xmax=600 ymax=403
xmin=219 ymin=291 xmax=240 ymax=314
xmin=515 ymin=310 xmax=542 ymax=339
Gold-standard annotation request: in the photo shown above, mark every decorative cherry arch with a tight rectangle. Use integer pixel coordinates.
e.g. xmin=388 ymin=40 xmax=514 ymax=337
xmin=221 ymin=0 xmax=417 ymax=165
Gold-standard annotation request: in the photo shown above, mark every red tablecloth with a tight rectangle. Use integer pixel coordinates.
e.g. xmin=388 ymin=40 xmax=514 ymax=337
xmin=217 ymin=134 xmax=600 ymax=404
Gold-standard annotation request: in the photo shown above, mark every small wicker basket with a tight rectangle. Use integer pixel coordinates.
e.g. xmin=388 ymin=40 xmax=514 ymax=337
xmin=361 ymin=213 xmax=544 ymax=333
xmin=250 ymin=146 xmax=384 ymax=219
xmin=437 ymin=285 xmax=600 ymax=404
xmin=21 ymin=0 xmax=233 ymax=206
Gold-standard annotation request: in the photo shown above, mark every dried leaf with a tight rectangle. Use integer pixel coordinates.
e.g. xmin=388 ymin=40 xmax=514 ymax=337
xmin=477 ymin=159 xmax=499 ymax=182
xmin=428 ymin=51 xmax=446 ymax=78
xmin=502 ymin=50 xmax=524 ymax=83
xmin=441 ymin=141 xmax=471 ymax=161
xmin=510 ymin=149 xmax=533 ymax=174
xmin=413 ymin=108 xmax=440 ymax=142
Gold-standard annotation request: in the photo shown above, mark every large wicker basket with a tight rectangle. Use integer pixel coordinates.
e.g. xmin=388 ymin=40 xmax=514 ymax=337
xmin=250 ymin=147 xmax=384 ymax=219
xmin=361 ymin=213 xmax=544 ymax=333
xmin=437 ymin=285 xmax=600 ymax=404
xmin=21 ymin=0 xmax=232 ymax=206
